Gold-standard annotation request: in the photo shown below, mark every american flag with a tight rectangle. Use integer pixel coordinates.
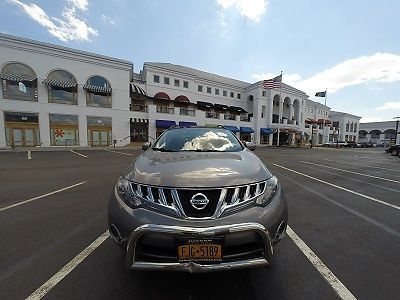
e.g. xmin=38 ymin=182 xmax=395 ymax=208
xmin=262 ymin=74 xmax=282 ymax=89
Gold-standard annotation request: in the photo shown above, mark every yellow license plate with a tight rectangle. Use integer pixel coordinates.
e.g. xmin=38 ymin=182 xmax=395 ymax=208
xmin=177 ymin=238 xmax=223 ymax=261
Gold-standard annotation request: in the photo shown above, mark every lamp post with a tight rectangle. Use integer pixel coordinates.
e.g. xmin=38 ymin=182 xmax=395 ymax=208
xmin=395 ymin=116 xmax=400 ymax=144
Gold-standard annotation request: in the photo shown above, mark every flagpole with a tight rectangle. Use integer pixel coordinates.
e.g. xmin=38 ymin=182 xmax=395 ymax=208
xmin=323 ymin=88 xmax=327 ymax=143
xmin=277 ymin=71 xmax=283 ymax=146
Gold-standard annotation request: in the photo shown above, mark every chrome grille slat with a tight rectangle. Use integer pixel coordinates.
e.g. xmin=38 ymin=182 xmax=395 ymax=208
xmin=244 ymin=185 xmax=250 ymax=201
xmin=158 ymin=188 xmax=168 ymax=206
xmin=146 ymin=186 xmax=154 ymax=202
xmin=231 ymin=187 xmax=240 ymax=205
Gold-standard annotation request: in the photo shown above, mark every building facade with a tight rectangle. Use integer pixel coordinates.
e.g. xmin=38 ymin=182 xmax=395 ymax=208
xmin=0 ymin=33 xmax=133 ymax=148
xmin=1 ymin=33 xmax=357 ymax=148
xmin=359 ymin=121 xmax=400 ymax=146
xmin=329 ymin=111 xmax=361 ymax=143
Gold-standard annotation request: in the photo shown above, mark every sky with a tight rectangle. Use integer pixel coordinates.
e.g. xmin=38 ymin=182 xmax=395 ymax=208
xmin=1 ymin=0 xmax=400 ymax=123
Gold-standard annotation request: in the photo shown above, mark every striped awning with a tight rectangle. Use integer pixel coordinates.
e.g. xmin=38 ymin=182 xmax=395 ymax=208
xmin=43 ymin=78 xmax=77 ymax=89
xmin=130 ymin=83 xmax=147 ymax=96
xmin=0 ymin=73 xmax=37 ymax=82
xmin=83 ymin=84 xmax=112 ymax=95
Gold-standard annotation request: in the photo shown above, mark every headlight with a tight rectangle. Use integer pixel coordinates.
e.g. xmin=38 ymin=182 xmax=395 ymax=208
xmin=255 ymin=176 xmax=279 ymax=207
xmin=116 ymin=177 xmax=141 ymax=208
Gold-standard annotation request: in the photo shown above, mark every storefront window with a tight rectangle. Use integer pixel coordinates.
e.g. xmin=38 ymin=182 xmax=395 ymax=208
xmin=49 ymin=114 xmax=79 ymax=146
xmin=85 ymin=76 xmax=112 ymax=108
xmin=1 ymin=63 xmax=37 ymax=101
xmin=4 ymin=111 xmax=40 ymax=147
xmin=46 ymin=70 xmax=77 ymax=104
xmin=87 ymin=116 xmax=112 ymax=146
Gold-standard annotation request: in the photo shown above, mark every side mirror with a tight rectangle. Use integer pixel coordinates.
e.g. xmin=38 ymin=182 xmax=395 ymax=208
xmin=244 ymin=141 xmax=256 ymax=151
xmin=142 ymin=142 xmax=151 ymax=151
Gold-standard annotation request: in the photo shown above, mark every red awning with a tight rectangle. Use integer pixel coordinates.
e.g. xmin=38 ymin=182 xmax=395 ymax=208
xmin=305 ymin=118 xmax=316 ymax=124
xmin=175 ymin=95 xmax=190 ymax=103
xmin=154 ymin=92 xmax=171 ymax=100
xmin=316 ymin=119 xmax=331 ymax=125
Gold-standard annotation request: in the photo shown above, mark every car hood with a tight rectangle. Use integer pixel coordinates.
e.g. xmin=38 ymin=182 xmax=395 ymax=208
xmin=123 ymin=149 xmax=272 ymax=188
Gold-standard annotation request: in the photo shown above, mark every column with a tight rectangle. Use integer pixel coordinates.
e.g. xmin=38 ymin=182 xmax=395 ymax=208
xmin=79 ymin=114 xmax=88 ymax=147
xmin=0 ymin=110 xmax=6 ymax=148
xmin=366 ymin=133 xmax=371 ymax=142
xmin=147 ymin=104 xmax=156 ymax=141
xmin=278 ymin=98 xmax=283 ymax=124
xmin=380 ymin=133 xmax=385 ymax=146
xmin=289 ymin=101 xmax=294 ymax=124
xmin=269 ymin=134 xmax=273 ymax=145
xmin=39 ymin=112 xmax=50 ymax=147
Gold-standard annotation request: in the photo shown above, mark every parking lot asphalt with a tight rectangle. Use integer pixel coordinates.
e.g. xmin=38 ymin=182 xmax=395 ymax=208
xmin=0 ymin=147 xmax=399 ymax=299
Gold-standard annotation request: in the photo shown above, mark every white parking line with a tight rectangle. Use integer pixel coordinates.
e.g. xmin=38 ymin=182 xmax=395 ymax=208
xmin=26 ymin=230 xmax=110 ymax=300
xmin=273 ymin=164 xmax=400 ymax=210
xmin=323 ymin=159 xmax=400 ymax=172
xmin=69 ymin=150 xmax=87 ymax=158
xmin=105 ymin=149 xmax=133 ymax=156
xmin=0 ymin=182 xmax=86 ymax=212
xmin=301 ymin=161 xmax=400 ymax=184
xmin=287 ymin=226 xmax=356 ymax=300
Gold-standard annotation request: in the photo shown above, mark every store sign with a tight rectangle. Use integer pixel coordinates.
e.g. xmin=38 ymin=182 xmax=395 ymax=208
xmin=54 ymin=128 xmax=75 ymax=143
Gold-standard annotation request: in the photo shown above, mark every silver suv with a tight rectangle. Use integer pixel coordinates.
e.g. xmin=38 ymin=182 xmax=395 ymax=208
xmin=108 ymin=126 xmax=288 ymax=272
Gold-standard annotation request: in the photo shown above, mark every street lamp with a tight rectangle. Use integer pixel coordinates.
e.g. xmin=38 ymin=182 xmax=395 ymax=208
xmin=394 ymin=116 xmax=400 ymax=144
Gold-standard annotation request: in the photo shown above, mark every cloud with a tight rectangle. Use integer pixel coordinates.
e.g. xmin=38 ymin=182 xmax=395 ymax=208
xmin=251 ymin=52 xmax=400 ymax=95
xmin=376 ymin=101 xmax=400 ymax=111
xmin=216 ymin=0 xmax=268 ymax=22
xmin=297 ymin=53 xmax=400 ymax=94
xmin=69 ymin=0 xmax=88 ymax=11
xmin=8 ymin=0 xmax=97 ymax=42
xmin=102 ymin=14 xmax=116 ymax=26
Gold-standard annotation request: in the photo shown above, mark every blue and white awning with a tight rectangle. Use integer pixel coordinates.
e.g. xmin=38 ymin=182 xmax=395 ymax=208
xmin=156 ymin=120 xmax=176 ymax=128
xmin=179 ymin=121 xmax=197 ymax=127
xmin=240 ymin=127 xmax=254 ymax=134
xmin=260 ymin=128 xmax=274 ymax=135
xmin=0 ymin=73 xmax=37 ymax=82
xmin=225 ymin=126 xmax=240 ymax=133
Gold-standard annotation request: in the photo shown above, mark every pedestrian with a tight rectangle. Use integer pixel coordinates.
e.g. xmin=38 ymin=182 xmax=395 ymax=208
xmin=309 ymin=138 xmax=313 ymax=148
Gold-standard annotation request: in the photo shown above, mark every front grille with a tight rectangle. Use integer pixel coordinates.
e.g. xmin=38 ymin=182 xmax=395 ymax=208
xmin=177 ymin=189 xmax=222 ymax=218
xmin=130 ymin=180 xmax=267 ymax=219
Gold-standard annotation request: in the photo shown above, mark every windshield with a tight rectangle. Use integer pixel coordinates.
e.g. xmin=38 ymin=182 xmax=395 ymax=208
xmin=152 ymin=128 xmax=243 ymax=152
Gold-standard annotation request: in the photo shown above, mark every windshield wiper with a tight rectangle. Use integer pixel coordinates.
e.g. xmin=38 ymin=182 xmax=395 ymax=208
xmin=184 ymin=149 xmax=219 ymax=152
xmin=152 ymin=147 xmax=177 ymax=152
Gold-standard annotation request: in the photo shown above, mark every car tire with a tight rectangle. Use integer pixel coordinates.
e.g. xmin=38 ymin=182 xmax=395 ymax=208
xmin=391 ymin=149 xmax=399 ymax=156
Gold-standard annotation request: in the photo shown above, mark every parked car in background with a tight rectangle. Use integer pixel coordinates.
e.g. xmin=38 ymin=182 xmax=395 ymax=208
xmin=345 ymin=141 xmax=360 ymax=148
xmin=334 ymin=141 xmax=348 ymax=148
xmin=385 ymin=144 xmax=400 ymax=156
xmin=322 ymin=142 xmax=335 ymax=147
xmin=359 ymin=142 xmax=377 ymax=148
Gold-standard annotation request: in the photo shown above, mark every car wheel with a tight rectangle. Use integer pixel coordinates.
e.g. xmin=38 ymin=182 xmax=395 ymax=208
xmin=391 ymin=149 xmax=399 ymax=156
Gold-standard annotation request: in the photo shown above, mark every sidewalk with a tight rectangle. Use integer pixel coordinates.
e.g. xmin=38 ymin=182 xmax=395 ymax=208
xmin=0 ymin=145 xmax=142 ymax=153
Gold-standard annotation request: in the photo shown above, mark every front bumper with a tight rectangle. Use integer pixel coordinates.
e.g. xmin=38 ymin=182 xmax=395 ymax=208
xmin=125 ymin=223 xmax=273 ymax=273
